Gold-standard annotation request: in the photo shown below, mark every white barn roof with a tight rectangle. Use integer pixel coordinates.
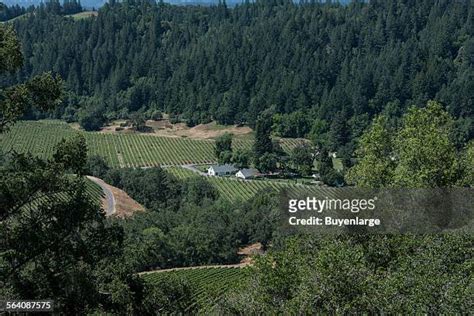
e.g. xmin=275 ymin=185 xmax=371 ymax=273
xmin=237 ymin=168 xmax=260 ymax=178
xmin=209 ymin=164 xmax=237 ymax=173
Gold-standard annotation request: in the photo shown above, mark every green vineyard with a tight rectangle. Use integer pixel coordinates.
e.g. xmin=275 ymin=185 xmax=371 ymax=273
xmin=22 ymin=177 xmax=104 ymax=210
xmin=85 ymin=178 xmax=106 ymax=202
xmin=1 ymin=121 xmax=305 ymax=168
xmin=166 ymin=166 xmax=325 ymax=202
xmin=142 ymin=267 xmax=249 ymax=313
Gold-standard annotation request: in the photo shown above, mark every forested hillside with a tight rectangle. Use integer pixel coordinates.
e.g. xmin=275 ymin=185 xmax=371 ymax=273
xmin=6 ymin=0 xmax=474 ymax=154
xmin=2 ymin=2 xmax=474 ymax=312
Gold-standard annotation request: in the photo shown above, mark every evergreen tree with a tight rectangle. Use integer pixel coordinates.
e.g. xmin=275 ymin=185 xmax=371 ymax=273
xmin=215 ymin=132 xmax=233 ymax=164
xmin=254 ymin=111 xmax=273 ymax=158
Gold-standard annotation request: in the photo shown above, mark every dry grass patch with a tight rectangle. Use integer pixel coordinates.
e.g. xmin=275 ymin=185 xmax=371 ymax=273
xmin=99 ymin=119 xmax=253 ymax=140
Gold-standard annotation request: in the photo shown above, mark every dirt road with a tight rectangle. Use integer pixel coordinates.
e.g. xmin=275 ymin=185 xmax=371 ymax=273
xmin=86 ymin=176 xmax=116 ymax=216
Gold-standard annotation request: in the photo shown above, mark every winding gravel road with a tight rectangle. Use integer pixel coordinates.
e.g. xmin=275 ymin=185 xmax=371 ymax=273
xmin=86 ymin=164 xmax=206 ymax=217
xmin=86 ymin=176 xmax=116 ymax=216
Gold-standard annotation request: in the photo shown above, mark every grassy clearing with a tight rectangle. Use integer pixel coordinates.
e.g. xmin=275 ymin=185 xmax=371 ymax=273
xmin=66 ymin=11 xmax=98 ymax=20
xmin=2 ymin=11 xmax=96 ymax=24
xmin=1 ymin=13 xmax=28 ymax=23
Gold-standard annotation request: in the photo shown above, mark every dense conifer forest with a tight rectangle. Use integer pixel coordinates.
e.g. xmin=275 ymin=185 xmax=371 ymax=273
xmin=5 ymin=0 xmax=473 ymax=155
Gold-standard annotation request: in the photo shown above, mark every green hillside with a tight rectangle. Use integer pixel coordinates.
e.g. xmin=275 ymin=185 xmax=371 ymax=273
xmin=0 ymin=13 xmax=27 ymax=23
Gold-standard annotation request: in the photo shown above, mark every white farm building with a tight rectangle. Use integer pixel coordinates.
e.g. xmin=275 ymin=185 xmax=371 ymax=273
xmin=235 ymin=168 xmax=260 ymax=180
xmin=207 ymin=164 xmax=238 ymax=176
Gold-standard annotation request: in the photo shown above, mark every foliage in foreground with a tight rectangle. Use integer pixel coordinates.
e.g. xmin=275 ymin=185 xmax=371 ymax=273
xmin=0 ymin=142 xmax=127 ymax=314
xmin=217 ymin=234 xmax=473 ymax=314
xmin=346 ymin=101 xmax=473 ymax=188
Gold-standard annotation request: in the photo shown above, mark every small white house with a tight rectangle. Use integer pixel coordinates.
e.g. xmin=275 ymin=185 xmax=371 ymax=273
xmin=235 ymin=168 xmax=260 ymax=180
xmin=207 ymin=164 xmax=238 ymax=177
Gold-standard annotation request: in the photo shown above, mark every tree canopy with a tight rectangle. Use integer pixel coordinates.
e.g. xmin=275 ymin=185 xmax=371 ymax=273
xmin=346 ymin=101 xmax=471 ymax=188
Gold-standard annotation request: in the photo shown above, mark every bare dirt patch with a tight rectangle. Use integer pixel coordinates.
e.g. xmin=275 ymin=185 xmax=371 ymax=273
xmin=238 ymin=242 xmax=264 ymax=265
xmin=150 ymin=120 xmax=253 ymax=139
xmin=108 ymin=184 xmax=145 ymax=218
xmin=99 ymin=119 xmax=252 ymax=140
xmin=92 ymin=178 xmax=144 ymax=217
xmin=185 ymin=121 xmax=253 ymax=139
xmin=99 ymin=120 xmax=136 ymax=134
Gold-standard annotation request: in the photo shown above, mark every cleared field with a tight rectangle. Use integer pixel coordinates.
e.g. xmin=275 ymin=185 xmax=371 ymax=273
xmin=66 ymin=11 xmax=98 ymax=20
xmin=0 ymin=13 xmax=28 ymax=23
xmin=1 ymin=121 xmax=305 ymax=168
xmin=142 ymin=266 xmax=248 ymax=313
xmin=167 ymin=166 xmax=323 ymax=202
